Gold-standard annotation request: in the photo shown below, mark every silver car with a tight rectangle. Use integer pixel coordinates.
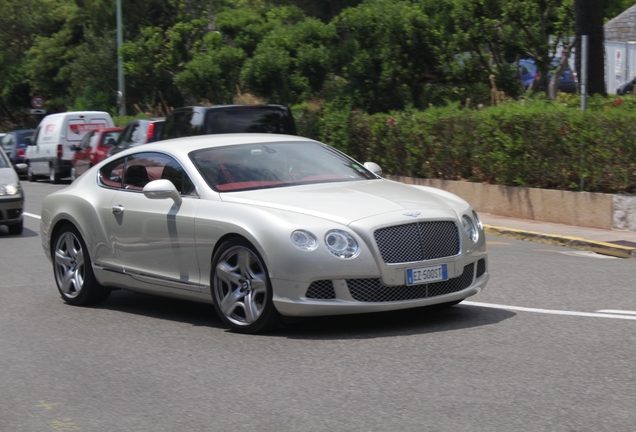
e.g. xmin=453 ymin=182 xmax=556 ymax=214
xmin=0 ymin=147 xmax=24 ymax=235
xmin=40 ymin=134 xmax=489 ymax=333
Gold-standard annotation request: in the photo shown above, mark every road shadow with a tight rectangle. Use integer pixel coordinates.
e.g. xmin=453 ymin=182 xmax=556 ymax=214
xmin=98 ymin=290 xmax=514 ymax=339
xmin=273 ymin=303 xmax=515 ymax=340
xmin=100 ymin=289 xmax=225 ymax=329
xmin=0 ymin=226 xmax=39 ymax=238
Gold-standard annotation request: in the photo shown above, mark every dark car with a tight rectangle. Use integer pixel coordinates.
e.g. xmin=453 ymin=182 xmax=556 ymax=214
xmin=107 ymin=118 xmax=165 ymax=157
xmin=519 ymin=58 xmax=577 ymax=93
xmin=1 ymin=129 xmax=34 ymax=178
xmin=160 ymin=105 xmax=297 ymax=141
xmin=616 ymin=76 xmax=636 ymax=95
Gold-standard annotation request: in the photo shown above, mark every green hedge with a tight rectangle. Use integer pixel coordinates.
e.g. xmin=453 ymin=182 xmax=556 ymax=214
xmin=293 ymin=97 xmax=636 ymax=194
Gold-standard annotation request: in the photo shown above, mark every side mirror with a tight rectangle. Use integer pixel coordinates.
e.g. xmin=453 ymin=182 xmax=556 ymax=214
xmin=364 ymin=162 xmax=382 ymax=176
xmin=142 ymin=179 xmax=182 ymax=205
xmin=15 ymin=163 xmax=27 ymax=171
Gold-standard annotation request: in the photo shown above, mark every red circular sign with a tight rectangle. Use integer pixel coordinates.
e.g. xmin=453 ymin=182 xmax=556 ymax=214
xmin=31 ymin=95 xmax=45 ymax=109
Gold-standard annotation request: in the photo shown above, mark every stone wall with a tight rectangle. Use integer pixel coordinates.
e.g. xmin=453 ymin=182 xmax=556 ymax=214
xmin=386 ymin=175 xmax=636 ymax=232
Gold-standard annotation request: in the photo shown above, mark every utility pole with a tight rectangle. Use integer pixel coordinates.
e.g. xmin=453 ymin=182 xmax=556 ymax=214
xmin=116 ymin=0 xmax=126 ymax=116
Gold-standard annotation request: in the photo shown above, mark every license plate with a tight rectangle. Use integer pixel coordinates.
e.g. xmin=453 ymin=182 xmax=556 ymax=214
xmin=406 ymin=264 xmax=448 ymax=286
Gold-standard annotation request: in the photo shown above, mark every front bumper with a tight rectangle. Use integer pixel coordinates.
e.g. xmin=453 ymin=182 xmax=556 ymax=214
xmin=0 ymin=195 xmax=24 ymax=226
xmin=272 ymin=258 xmax=489 ymax=317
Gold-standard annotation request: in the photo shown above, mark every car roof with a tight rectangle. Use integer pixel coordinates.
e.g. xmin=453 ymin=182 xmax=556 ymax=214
xmin=113 ymin=133 xmax=316 ymax=158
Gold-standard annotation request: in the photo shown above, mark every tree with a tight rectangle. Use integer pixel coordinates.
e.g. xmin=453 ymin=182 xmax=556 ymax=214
xmin=333 ymin=0 xmax=441 ymax=113
xmin=575 ymin=0 xmax=607 ymax=96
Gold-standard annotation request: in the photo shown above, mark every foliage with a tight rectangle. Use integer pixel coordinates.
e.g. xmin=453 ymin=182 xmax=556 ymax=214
xmin=294 ymin=96 xmax=636 ymax=193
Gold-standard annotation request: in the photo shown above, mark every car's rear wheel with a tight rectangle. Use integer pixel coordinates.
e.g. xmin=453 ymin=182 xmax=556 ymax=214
xmin=52 ymin=224 xmax=111 ymax=306
xmin=8 ymin=220 xmax=23 ymax=235
xmin=49 ymin=166 xmax=61 ymax=184
xmin=27 ymin=165 xmax=37 ymax=182
xmin=212 ymin=238 xmax=280 ymax=334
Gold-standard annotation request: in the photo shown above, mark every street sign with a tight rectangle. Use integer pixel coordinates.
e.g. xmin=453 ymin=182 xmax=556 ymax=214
xmin=29 ymin=109 xmax=46 ymax=115
xmin=31 ymin=95 xmax=45 ymax=109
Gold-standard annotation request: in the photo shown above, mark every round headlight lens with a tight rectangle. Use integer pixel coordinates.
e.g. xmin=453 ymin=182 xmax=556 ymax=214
xmin=290 ymin=230 xmax=318 ymax=251
xmin=325 ymin=229 xmax=360 ymax=259
xmin=462 ymin=215 xmax=479 ymax=243
xmin=472 ymin=210 xmax=483 ymax=231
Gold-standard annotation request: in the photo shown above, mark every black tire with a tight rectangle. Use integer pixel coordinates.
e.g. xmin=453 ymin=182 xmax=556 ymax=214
xmin=52 ymin=224 xmax=111 ymax=306
xmin=27 ymin=165 xmax=37 ymax=182
xmin=8 ymin=220 xmax=23 ymax=235
xmin=49 ymin=166 xmax=61 ymax=184
xmin=211 ymin=238 xmax=281 ymax=334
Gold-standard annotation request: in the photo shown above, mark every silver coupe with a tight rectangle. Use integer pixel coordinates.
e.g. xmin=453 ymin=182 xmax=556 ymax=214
xmin=40 ymin=134 xmax=489 ymax=333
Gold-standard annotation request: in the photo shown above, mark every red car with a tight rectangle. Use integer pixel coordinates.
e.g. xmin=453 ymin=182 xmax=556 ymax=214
xmin=71 ymin=127 xmax=123 ymax=180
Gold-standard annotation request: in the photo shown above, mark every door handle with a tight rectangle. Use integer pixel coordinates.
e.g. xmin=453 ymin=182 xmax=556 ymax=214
xmin=111 ymin=205 xmax=124 ymax=214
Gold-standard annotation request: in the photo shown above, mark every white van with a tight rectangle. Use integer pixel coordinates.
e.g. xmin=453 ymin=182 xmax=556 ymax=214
xmin=26 ymin=111 xmax=114 ymax=183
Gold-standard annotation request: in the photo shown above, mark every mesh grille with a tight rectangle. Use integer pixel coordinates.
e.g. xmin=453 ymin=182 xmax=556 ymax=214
xmin=374 ymin=221 xmax=460 ymax=263
xmin=476 ymin=258 xmax=486 ymax=278
xmin=347 ymin=263 xmax=475 ymax=302
xmin=305 ymin=280 xmax=336 ymax=299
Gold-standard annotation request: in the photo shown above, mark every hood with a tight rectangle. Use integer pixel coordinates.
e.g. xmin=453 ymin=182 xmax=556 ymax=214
xmin=0 ymin=166 xmax=19 ymax=185
xmin=220 ymin=179 xmax=459 ymax=224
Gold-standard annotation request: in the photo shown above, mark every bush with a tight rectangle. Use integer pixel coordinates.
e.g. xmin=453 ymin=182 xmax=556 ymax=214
xmin=293 ymin=96 xmax=636 ymax=193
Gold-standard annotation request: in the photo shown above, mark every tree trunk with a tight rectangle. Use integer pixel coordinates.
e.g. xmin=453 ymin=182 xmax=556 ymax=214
xmin=574 ymin=0 xmax=606 ymax=96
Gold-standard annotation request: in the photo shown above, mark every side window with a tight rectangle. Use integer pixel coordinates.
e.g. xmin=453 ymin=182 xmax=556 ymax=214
xmin=80 ymin=132 xmax=93 ymax=149
xmin=1 ymin=134 xmax=13 ymax=153
xmin=89 ymin=133 xmax=99 ymax=149
xmin=129 ymin=124 xmax=142 ymax=143
xmin=163 ymin=110 xmax=200 ymax=140
xmin=117 ymin=123 xmax=134 ymax=145
xmin=99 ymin=157 xmax=126 ymax=189
xmin=99 ymin=151 xmax=196 ymax=196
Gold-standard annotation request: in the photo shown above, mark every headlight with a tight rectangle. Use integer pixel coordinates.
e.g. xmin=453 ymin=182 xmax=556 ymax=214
xmin=325 ymin=229 xmax=360 ymax=259
xmin=0 ymin=183 xmax=20 ymax=196
xmin=462 ymin=215 xmax=479 ymax=243
xmin=472 ymin=210 xmax=483 ymax=231
xmin=290 ymin=230 xmax=318 ymax=251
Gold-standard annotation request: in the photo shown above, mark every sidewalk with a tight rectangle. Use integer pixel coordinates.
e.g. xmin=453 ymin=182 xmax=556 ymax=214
xmin=480 ymin=213 xmax=636 ymax=258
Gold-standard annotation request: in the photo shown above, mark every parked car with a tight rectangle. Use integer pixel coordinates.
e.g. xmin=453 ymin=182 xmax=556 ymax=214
xmin=519 ymin=58 xmax=577 ymax=93
xmin=616 ymin=76 xmax=636 ymax=95
xmin=107 ymin=118 xmax=164 ymax=157
xmin=26 ymin=111 xmax=115 ymax=183
xmin=70 ymin=127 xmax=123 ymax=180
xmin=160 ymin=105 xmax=297 ymax=141
xmin=39 ymin=133 xmax=488 ymax=334
xmin=0 ymin=146 xmax=24 ymax=235
xmin=1 ymin=129 xmax=34 ymax=178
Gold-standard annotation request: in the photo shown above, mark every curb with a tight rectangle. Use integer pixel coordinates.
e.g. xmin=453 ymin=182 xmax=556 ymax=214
xmin=484 ymin=225 xmax=636 ymax=259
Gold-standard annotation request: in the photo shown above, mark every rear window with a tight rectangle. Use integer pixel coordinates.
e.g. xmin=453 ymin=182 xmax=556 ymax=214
xmin=162 ymin=110 xmax=202 ymax=140
xmin=204 ymin=107 xmax=296 ymax=135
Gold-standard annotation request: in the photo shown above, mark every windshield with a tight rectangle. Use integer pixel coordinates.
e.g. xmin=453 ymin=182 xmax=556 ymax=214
xmin=189 ymin=141 xmax=378 ymax=192
xmin=0 ymin=150 xmax=9 ymax=168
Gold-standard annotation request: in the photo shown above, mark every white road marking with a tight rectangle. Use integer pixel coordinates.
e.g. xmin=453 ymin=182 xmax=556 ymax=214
xmin=596 ymin=309 xmax=636 ymax=316
xmin=463 ymin=301 xmax=636 ymax=321
xmin=558 ymin=250 xmax=619 ymax=259
xmin=24 ymin=212 xmax=41 ymax=220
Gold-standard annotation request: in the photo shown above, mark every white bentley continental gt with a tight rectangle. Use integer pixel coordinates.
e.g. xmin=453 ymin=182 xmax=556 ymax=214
xmin=40 ymin=134 xmax=489 ymax=333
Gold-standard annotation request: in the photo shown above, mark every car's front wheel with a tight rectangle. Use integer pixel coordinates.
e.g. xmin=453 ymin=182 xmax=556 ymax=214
xmin=52 ymin=224 xmax=111 ymax=306
xmin=212 ymin=238 xmax=280 ymax=334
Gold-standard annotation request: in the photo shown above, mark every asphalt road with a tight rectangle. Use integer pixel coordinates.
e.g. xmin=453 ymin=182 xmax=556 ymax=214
xmin=2 ymin=180 xmax=636 ymax=431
